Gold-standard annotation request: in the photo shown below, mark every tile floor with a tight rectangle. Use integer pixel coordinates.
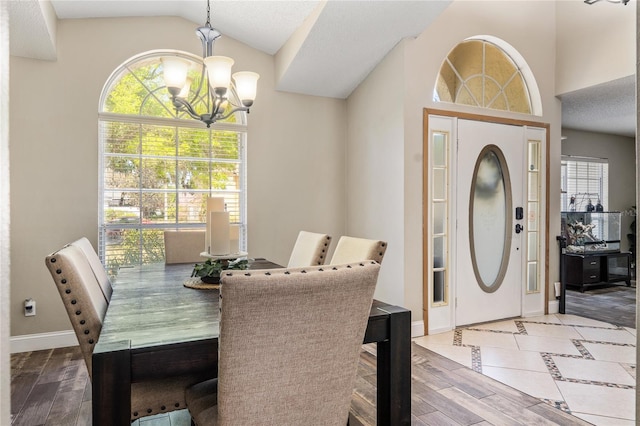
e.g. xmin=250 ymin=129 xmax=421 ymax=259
xmin=413 ymin=314 xmax=636 ymax=425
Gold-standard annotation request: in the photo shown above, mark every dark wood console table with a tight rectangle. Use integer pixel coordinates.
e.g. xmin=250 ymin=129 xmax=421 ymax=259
xmin=563 ymin=251 xmax=631 ymax=292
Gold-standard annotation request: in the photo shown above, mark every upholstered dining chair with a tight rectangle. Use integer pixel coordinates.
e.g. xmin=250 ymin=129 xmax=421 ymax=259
xmin=69 ymin=237 xmax=112 ymax=301
xmin=328 ymin=236 xmax=387 ymax=265
xmin=45 ymin=243 xmax=205 ymax=422
xmin=286 ymin=230 xmax=332 ymax=268
xmin=185 ymin=261 xmax=381 ymax=426
xmin=164 ymin=230 xmax=206 ymax=264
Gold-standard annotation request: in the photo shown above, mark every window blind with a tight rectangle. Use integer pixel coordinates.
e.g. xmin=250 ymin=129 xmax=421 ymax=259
xmin=561 ymin=156 xmax=608 ymax=212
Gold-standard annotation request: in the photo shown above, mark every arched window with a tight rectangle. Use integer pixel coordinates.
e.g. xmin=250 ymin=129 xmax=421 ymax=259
xmin=98 ymin=50 xmax=247 ymax=275
xmin=434 ymin=36 xmax=541 ymax=116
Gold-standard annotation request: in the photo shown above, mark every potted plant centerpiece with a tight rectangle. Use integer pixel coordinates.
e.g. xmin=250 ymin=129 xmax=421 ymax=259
xmin=191 ymin=258 xmax=249 ymax=284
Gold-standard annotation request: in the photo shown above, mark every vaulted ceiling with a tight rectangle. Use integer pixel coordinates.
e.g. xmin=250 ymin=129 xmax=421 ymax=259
xmin=8 ymin=0 xmax=636 ymax=138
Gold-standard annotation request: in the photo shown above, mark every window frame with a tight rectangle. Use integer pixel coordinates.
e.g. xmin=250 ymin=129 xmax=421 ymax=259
xmin=561 ymin=155 xmax=609 ymax=212
xmin=98 ymin=50 xmax=248 ymax=273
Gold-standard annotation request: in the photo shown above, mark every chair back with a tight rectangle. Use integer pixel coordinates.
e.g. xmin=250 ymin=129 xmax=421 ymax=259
xmin=45 ymin=244 xmax=108 ymax=378
xmin=286 ymin=230 xmax=331 ymax=268
xmin=70 ymin=237 xmax=112 ymax=301
xmin=329 ymin=236 xmax=387 ymax=265
xmin=217 ymin=262 xmax=380 ymax=426
xmin=164 ymin=230 xmax=206 ymax=264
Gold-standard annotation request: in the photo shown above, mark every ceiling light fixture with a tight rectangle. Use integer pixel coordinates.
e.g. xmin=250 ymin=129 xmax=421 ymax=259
xmin=162 ymin=0 xmax=259 ymax=127
xmin=584 ymin=0 xmax=630 ymax=4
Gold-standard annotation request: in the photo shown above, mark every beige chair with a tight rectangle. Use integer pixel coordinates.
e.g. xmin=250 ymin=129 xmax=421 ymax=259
xmin=46 ymin=243 xmax=204 ymax=421
xmin=286 ymin=230 xmax=332 ymax=268
xmin=164 ymin=230 xmax=206 ymax=264
xmin=69 ymin=237 xmax=112 ymax=301
xmin=329 ymin=236 xmax=387 ymax=265
xmin=185 ymin=261 xmax=381 ymax=426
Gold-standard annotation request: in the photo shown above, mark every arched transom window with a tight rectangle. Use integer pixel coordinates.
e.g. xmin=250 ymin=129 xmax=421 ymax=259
xmin=434 ymin=37 xmax=541 ymax=116
xmin=98 ymin=50 xmax=247 ymax=275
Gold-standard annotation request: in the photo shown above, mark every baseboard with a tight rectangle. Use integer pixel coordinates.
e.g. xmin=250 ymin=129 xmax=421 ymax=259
xmin=10 ymin=330 xmax=78 ymax=354
xmin=548 ymin=300 xmax=560 ymax=314
xmin=11 ymin=322 xmax=426 ymax=353
xmin=411 ymin=320 xmax=424 ymax=338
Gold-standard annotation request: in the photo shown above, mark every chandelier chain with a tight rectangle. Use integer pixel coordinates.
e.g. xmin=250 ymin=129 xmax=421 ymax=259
xmin=206 ymin=0 xmax=211 ymax=27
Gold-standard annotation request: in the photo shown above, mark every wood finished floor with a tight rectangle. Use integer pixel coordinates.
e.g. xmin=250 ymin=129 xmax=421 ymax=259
xmin=565 ymin=282 xmax=636 ymax=329
xmin=11 ymin=343 xmax=591 ymax=426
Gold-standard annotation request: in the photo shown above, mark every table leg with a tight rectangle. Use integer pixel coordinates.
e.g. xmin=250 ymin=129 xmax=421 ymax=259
xmin=376 ymin=306 xmax=411 ymax=425
xmin=92 ymin=343 xmax=131 ymax=426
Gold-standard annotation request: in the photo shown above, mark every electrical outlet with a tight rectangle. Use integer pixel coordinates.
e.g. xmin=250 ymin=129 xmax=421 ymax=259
xmin=24 ymin=299 xmax=36 ymax=317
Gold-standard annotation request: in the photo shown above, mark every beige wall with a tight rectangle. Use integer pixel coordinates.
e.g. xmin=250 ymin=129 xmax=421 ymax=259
xmin=10 ymin=17 xmax=347 ymax=337
xmin=556 ymin=0 xmax=635 ymax=95
xmin=561 ymin=128 xmax=636 ymax=252
xmin=347 ymin=0 xmax=563 ymax=323
xmin=1 ymin=0 xmax=10 ymax=421
xmin=346 ymin=41 xmax=406 ymax=308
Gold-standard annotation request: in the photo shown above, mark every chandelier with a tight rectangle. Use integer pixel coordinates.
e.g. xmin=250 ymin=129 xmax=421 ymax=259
xmin=584 ymin=0 xmax=629 ymax=4
xmin=162 ymin=0 xmax=259 ymax=127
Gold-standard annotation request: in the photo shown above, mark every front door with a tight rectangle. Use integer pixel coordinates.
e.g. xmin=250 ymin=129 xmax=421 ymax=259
xmin=455 ymin=119 xmax=525 ymax=326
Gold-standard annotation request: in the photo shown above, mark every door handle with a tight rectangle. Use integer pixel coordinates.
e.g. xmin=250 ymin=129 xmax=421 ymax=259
xmin=515 ymin=224 xmax=523 ymax=234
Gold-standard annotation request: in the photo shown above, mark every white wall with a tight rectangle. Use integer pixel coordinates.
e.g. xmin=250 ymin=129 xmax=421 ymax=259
xmin=556 ymin=0 xmax=635 ymax=95
xmin=10 ymin=17 xmax=347 ymax=337
xmin=562 ymin=128 xmax=636 ymax=252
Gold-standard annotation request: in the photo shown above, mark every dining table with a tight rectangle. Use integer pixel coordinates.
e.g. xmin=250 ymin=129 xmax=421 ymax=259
xmin=92 ymin=259 xmax=411 ymax=425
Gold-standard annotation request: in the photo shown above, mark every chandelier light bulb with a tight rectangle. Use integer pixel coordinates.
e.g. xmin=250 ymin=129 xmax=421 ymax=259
xmin=204 ymin=56 xmax=234 ymax=91
xmin=161 ymin=57 xmax=190 ymax=90
xmin=233 ymin=71 xmax=260 ymax=106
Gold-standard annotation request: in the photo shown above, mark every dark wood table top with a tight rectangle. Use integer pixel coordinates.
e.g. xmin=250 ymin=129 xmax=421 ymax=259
xmin=97 ymin=259 xmax=280 ymax=350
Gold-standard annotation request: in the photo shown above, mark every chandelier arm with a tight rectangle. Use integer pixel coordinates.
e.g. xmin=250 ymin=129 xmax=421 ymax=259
xmin=216 ymin=106 xmax=250 ymax=121
xmin=171 ymin=97 xmax=202 ymax=120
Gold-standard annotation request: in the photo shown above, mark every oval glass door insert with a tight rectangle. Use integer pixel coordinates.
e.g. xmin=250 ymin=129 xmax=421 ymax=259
xmin=469 ymin=145 xmax=512 ymax=292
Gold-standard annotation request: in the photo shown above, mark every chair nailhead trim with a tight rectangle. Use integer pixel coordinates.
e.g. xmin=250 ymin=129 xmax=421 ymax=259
xmin=175 ymin=403 xmax=180 ymax=407
xmin=319 ymin=268 xmax=323 ymax=271
xmin=359 ymin=263 xmax=364 ymax=266
xmin=332 ymin=267 xmax=337 ymax=270
xmin=133 ymin=412 xmax=138 ymax=417
xmin=71 ymin=300 xmax=77 ymax=304
xmin=147 ymin=409 xmax=152 ymax=414
xmin=284 ymin=271 xmax=290 ymax=274
xmin=75 ymin=310 xmax=81 ymax=315
xmin=65 ymin=289 xmax=71 ymax=294
xmin=56 ymin=269 xmax=62 ymax=274
xmin=347 ymin=265 xmax=352 ymax=268
xmin=80 ymin=320 xmax=85 ymax=325
xmin=265 ymin=272 xmax=271 ymax=275
xmin=50 ymin=258 xmax=56 ymax=263
xmin=88 ymin=339 xmax=94 ymax=344
xmin=301 ymin=270 xmax=306 ymax=273
xmin=61 ymin=279 xmax=67 ymax=284
xmin=161 ymin=405 xmax=166 ymax=410
xmin=84 ymin=330 xmax=89 ymax=334
xmin=244 ymin=273 xmax=251 ymax=276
